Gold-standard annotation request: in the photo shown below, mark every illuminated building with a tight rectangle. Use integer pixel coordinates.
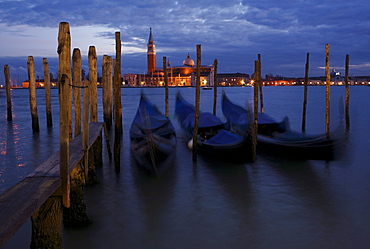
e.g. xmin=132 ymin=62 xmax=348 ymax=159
xmin=147 ymin=28 xmax=156 ymax=74
xmin=217 ymin=73 xmax=250 ymax=86
xmin=22 ymin=79 xmax=58 ymax=88
xmin=124 ymin=28 xmax=214 ymax=87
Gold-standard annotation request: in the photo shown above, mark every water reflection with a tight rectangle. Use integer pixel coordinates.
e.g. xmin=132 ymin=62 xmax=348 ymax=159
xmin=0 ymin=121 xmax=24 ymax=192
xmin=257 ymin=156 xmax=339 ymax=247
xmin=3 ymin=87 xmax=370 ymax=248
xmin=132 ymin=154 xmax=177 ymax=245
xmin=199 ymin=155 xmax=253 ymax=213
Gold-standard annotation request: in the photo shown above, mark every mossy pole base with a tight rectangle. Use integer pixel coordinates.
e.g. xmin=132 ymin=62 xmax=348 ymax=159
xmin=87 ymin=132 xmax=102 ymax=185
xmin=30 ymin=196 xmax=62 ymax=249
xmin=63 ymin=164 xmax=89 ymax=227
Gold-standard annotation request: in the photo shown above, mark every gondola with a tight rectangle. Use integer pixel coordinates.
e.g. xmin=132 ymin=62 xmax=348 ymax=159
xmin=221 ymin=92 xmax=336 ymax=160
xmin=175 ymin=92 xmax=253 ymax=162
xmin=130 ymin=93 xmax=176 ymax=175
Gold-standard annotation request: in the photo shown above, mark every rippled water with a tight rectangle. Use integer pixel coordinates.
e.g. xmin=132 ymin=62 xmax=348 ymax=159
xmin=1 ymin=86 xmax=370 ymax=248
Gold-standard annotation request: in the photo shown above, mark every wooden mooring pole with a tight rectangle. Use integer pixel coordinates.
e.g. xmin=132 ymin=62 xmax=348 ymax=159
xmin=59 ymin=73 xmax=71 ymax=208
xmin=192 ymin=44 xmax=201 ymax=162
xmin=4 ymin=65 xmax=12 ymax=121
xmin=58 ymin=21 xmax=93 ymax=228
xmin=83 ymin=80 xmax=90 ymax=179
xmin=252 ymin=60 xmax=260 ymax=162
xmin=325 ymin=44 xmax=331 ymax=137
xmin=102 ymin=55 xmax=113 ymax=129
xmin=258 ymin=54 xmax=264 ymax=113
xmin=114 ymin=32 xmax=123 ymax=135
xmin=254 ymin=59 xmax=260 ymax=117
xmin=101 ymin=55 xmax=113 ymax=161
xmin=113 ymin=32 xmax=123 ymax=171
xmin=345 ymin=54 xmax=350 ymax=131
xmin=73 ymin=48 xmax=82 ymax=137
xmin=113 ymin=58 xmax=121 ymax=172
xmin=213 ymin=59 xmax=218 ymax=116
xmin=43 ymin=58 xmax=53 ymax=127
xmin=27 ymin=56 xmax=40 ymax=132
xmin=163 ymin=57 xmax=169 ymax=117
xmin=302 ymin=52 xmax=310 ymax=133
xmin=63 ymin=79 xmax=90 ymax=227
xmin=58 ymin=22 xmax=72 ymax=208
xmin=89 ymin=46 xmax=98 ymax=123
xmin=87 ymin=47 xmax=102 ymax=178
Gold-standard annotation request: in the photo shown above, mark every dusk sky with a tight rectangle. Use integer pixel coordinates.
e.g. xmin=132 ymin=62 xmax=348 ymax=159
xmin=1 ymin=0 xmax=369 ymax=84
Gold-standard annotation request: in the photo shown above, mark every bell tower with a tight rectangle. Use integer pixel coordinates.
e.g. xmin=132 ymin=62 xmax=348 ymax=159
xmin=147 ymin=28 xmax=156 ymax=74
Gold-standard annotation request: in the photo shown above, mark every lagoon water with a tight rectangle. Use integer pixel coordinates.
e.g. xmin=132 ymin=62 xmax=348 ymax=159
xmin=1 ymin=86 xmax=370 ymax=248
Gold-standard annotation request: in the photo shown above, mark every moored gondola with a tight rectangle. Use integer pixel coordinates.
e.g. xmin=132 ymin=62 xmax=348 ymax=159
xmin=175 ymin=92 xmax=253 ymax=162
xmin=221 ymin=92 xmax=337 ymax=160
xmin=130 ymin=93 xmax=176 ymax=175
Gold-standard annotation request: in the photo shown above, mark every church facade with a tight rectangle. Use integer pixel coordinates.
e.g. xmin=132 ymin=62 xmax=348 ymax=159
xmin=123 ymin=28 xmax=215 ymax=87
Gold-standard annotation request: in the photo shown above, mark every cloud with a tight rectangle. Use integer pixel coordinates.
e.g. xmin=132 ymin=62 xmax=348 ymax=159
xmin=0 ymin=0 xmax=369 ymax=80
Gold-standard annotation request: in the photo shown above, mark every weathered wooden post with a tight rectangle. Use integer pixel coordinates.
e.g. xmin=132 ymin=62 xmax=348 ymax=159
xmin=4 ymin=65 xmax=12 ymax=121
xmin=302 ymin=52 xmax=310 ymax=133
xmin=83 ymin=80 xmax=90 ymax=179
xmin=101 ymin=55 xmax=113 ymax=162
xmin=87 ymin=55 xmax=103 ymax=176
xmin=27 ymin=56 xmax=40 ymax=132
xmin=325 ymin=44 xmax=331 ymax=137
xmin=57 ymin=22 xmax=72 ymax=208
xmin=59 ymin=74 xmax=71 ymax=208
xmin=114 ymin=32 xmax=123 ymax=135
xmin=88 ymin=46 xmax=98 ymax=123
xmin=345 ymin=54 xmax=350 ymax=131
xmin=43 ymin=58 xmax=53 ymax=127
xmin=87 ymin=48 xmax=102 ymax=176
xmin=63 ymin=80 xmax=90 ymax=227
xmin=73 ymin=48 xmax=82 ymax=137
xmin=113 ymin=59 xmax=121 ymax=172
xmin=61 ymin=76 xmax=90 ymax=227
xmin=252 ymin=60 xmax=259 ymax=162
xmin=213 ymin=59 xmax=218 ymax=116
xmin=192 ymin=44 xmax=201 ymax=162
xmin=258 ymin=54 xmax=264 ymax=113
xmin=163 ymin=56 xmax=169 ymax=117
xmin=113 ymin=32 xmax=123 ymax=171
xmin=102 ymin=55 xmax=113 ymax=129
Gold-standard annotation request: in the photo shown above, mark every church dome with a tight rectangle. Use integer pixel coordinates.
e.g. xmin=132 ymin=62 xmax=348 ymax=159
xmin=182 ymin=53 xmax=195 ymax=67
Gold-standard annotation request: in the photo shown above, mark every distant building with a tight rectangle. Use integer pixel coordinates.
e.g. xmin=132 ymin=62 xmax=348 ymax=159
xmin=217 ymin=73 xmax=250 ymax=86
xmin=22 ymin=79 xmax=58 ymax=88
xmin=123 ymin=28 xmax=215 ymax=87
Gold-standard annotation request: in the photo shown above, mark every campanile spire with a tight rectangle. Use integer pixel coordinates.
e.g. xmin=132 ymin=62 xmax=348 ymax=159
xmin=147 ymin=28 xmax=156 ymax=74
